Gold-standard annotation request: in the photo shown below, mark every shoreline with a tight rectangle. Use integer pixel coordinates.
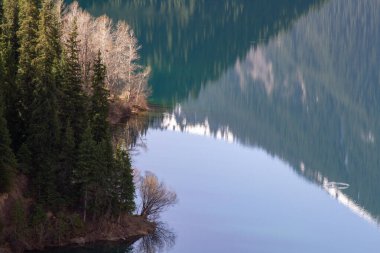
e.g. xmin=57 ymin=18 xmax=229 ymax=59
xmin=0 ymin=215 xmax=155 ymax=253
xmin=0 ymin=176 xmax=156 ymax=253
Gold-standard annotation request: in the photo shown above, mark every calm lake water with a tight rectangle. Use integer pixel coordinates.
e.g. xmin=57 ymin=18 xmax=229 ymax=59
xmin=65 ymin=0 xmax=380 ymax=252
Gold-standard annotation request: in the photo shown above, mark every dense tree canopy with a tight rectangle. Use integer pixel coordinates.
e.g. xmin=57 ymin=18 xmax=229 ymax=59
xmin=0 ymin=94 xmax=16 ymax=193
xmin=0 ymin=0 xmax=138 ymax=222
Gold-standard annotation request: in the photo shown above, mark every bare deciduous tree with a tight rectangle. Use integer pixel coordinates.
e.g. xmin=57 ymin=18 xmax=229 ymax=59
xmin=61 ymin=1 xmax=150 ymax=108
xmin=138 ymin=172 xmax=178 ymax=220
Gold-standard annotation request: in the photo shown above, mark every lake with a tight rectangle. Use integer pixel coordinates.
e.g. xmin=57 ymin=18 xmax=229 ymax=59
xmin=64 ymin=0 xmax=380 ymax=252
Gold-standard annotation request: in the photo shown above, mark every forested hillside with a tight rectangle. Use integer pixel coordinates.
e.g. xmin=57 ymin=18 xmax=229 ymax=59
xmin=0 ymin=0 xmax=144 ymax=250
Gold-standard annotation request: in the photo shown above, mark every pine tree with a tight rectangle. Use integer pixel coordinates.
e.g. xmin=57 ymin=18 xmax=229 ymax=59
xmin=61 ymin=18 xmax=87 ymax=144
xmin=27 ymin=0 xmax=62 ymax=206
xmin=27 ymin=91 xmax=61 ymax=205
xmin=0 ymin=0 xmax=3 ymax=24
xmin=93 ymin=136 xmax=115 ymax=217
xmin=90 ymin=51 xmax=109 ymax=143
xmin=0 ymin=0 xmax=21 ymax=150
xmin=0 ymin=94 xmax=16 ymax=193
xmin=16 ymin=0 xmax=39 ymax=147
xmin=0 ymin=0 xmax=4 ymax=89
xmin=74 ymin=125 xmax=98 ymax=222
xmin=58 ymin=121 xmax=77 ymax=204
xmin=113 ymin=149 xmax=135 ymax=215
xmin=16 ymin=142 xmax=32 ymax=174
xmin=0 ymin=47 xmax=4 ymax=94
xmin=0 ymin=0 xmax=18 ymax=85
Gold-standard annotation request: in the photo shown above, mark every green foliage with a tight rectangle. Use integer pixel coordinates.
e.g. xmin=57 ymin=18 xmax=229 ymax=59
xmin=68 ymin=213 xmax=85 ymax=233
xmin=0 ymin=0 xmax=137 ymax=232
xmin=0 ymin=94 xmax=16 ymax=193
xmin=27 ymin=81 xmax=61 ymax=205
xmin=16 ymin=142 xmax=32 ymax=174
xmin=91 ymin=51 xmax=109 ymax=143
xmin=34 ymin=0 xmax=61 ymax=73
xmin=31 ymin=204 xmax=47 ymax=227
xmin=1 ymin=0 xmax=19 ymax=84
xmin=16 ymin=0 xmax=39 ymax=146
xmin=74 ymin=125 xmax=98 ymax=221
xmin=54 ymin=212 xmax=70 ymax=244
xmin=26 ymin=0 xmax=63 ymax=206
xmin=61 ymin=18 xmax=87 ymax=143
xmin=30 ymin=204 xmax=47 ymax=243
xmin=75 ymin=125 xmax=98 ymax=186
xmin=92 ymin=137 xmax=115 ymax=217
xmin=0 ymin=0 xmax=3 ymax=24
xmin=113 ymin=149 xmax=136 ymax=215
xmin=1 ymin=0 xmax=22 ymax=150
xmin=58 ymin=122 xmax=77 ymax=205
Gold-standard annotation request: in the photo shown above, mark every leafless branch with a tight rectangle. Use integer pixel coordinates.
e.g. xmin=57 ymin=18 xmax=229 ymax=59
xmin=138 ymin=172 xmax=178 ymax=220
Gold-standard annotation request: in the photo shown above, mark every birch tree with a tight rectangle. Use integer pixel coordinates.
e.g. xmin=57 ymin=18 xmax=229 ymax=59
xmin=62 ymin=2 xmax=150 ymax=108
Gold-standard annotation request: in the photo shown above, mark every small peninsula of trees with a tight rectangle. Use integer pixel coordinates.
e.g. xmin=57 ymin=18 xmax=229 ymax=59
xmin=0 ymin=0 xmax=150 ymax=247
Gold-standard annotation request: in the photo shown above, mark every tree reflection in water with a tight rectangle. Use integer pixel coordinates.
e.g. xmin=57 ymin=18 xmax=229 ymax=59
xmin=111 ymin=114 xmax=150 ymax=151
xmin=134 ymin=222 xmax=176 ymax=253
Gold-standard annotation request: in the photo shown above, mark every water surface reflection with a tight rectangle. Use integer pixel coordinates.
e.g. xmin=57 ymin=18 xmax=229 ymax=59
xmin=140 ymin=0 xmax=380 ymax=226
xmin=134 ymin=222 xmax=176 ymax=253
xmin=66 ymin=0 xmax=380 ymax=251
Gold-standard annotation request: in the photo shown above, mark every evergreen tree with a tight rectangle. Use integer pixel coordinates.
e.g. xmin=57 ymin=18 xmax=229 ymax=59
xmin=0 ymin=0 xmax=18 ymax=86
xmin=0 ymin=0 xmax=21 ymax=150
xmin=93 ymin=136 xmax=115 ymax=217
xmin=74 ymin=125 xmax=98 ymax=222
xmin=0 ymin=48 xmax=4 ymax=94
xmin=0 ymin=0 xmax=137 ymax=221
xmin=16 ymin=0 xmax=39 ymax=147
xmin=0 ymin=94 xmax=16 ymax=193
xmin=27 ymin=90 xmax=61 ymax=205
xmin=58 ymin=121 xmax=77 ymax=204
xmin=0 ymin=0 xmax=4 ymax=88
xmin=27 ymin=0 xmax=62 ymax=206
xmin=90 ymin=51 xmax=109 ymax=143
xmin=0 ymin=0 xmax=3 ymax=24
xmin=61 ymin=19 xmax=86 ymax=144
xmin=16 ymin=142 xmax=32 ymax=174
xmin=113 ymin=149 xmax=135 ymax=215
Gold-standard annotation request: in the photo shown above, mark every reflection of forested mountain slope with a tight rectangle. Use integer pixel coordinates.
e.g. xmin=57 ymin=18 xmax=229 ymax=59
xmin=160 ymin=0 xmax=380 ymax=221
xmin=67 ymin=0 xmax=326 ymax=104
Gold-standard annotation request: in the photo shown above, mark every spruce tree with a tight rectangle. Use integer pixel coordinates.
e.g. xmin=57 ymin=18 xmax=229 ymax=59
xmin=90 ymin=51 xmax=109 ymax=143
xmin=27 ymin=0 xmax=62 ymax=206
xmin=0 ymin=0 xmax=18 ymax=85
xmin=0 ymin=94 xmax=16 ymax=193
xmin=16 ymin=0 xmax=39 ymax=147
xmin=93 ymin=136 xmax=115 ymax=217
xmin=0 ymin=54 xmax=4 ymax=93
xmin=16 ymin=142 xmax=31 ymax=174
xmin=0 ymin=0 xmax=4 ymax=89
xmin=0 ymin=0 xmax=21 ymax=150
xmin=0 ymin=0 xmax=3 ymax=24
xmin=58 ymin=121 xmax=76 ymax=204
xmin=113 ymin=149 xmax=135 ymax=215
xmin=61 ymin=18 xmax=86 ymax=144
xmin=74 ymin=125 xmax=98 ymax=222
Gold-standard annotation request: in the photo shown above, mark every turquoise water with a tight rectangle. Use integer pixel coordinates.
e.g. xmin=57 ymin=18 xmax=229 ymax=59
xmin=64 ymin=0 xmax=380 ymax=252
